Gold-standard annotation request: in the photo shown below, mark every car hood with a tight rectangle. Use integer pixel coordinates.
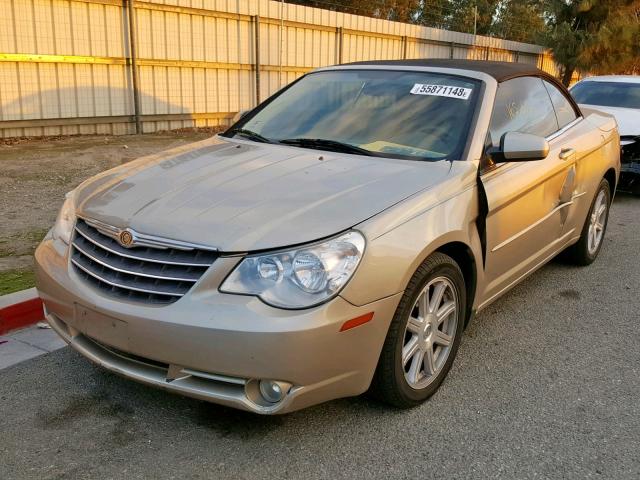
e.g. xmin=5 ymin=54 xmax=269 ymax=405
xmin=579 ymin=104 xmax=639 ymax=136
xmin=75 ymin=136 xmax=465 ymax=252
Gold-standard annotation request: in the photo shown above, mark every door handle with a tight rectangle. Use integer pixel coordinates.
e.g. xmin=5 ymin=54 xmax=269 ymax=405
xmin=559 ymin=148 xmax=576 ymax=160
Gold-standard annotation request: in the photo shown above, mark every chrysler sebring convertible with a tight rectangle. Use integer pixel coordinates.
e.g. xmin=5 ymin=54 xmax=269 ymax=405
xmin=35 ymin=60 xmax=620 ymax=414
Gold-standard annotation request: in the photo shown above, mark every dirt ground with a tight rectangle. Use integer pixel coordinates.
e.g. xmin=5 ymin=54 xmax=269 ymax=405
xmin=0 ymin=129 xmax=221 ymax=294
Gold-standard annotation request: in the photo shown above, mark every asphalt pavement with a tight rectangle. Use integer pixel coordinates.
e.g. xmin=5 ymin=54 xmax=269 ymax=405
xmin=1 ymin=193 xmax=638 ymax=480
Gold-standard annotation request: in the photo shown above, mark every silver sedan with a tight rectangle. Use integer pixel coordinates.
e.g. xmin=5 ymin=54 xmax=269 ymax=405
xmin=36 ymin=60 xmax=620 ymax=413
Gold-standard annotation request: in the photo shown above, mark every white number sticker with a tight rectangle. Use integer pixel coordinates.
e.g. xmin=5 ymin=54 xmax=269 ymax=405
xmin=410 ymin=84 xmax=473 ymax=100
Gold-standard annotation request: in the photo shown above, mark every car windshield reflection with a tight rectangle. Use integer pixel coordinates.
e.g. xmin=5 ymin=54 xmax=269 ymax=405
xmin=225 ymin=69 xmax=480 ymax=161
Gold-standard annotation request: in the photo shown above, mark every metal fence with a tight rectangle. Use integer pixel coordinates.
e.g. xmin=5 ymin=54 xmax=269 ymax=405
xmin=0 ymin=0 xmax=554 ymax=138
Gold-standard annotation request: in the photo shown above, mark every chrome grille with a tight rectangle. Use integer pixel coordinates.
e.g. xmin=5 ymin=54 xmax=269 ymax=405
xmin=71 ymin=219 xmax=218 ymax=305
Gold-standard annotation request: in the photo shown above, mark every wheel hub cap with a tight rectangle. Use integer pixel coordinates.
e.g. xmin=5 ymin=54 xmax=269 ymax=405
xmin=424 ymin=323 xmax=432 ymax=337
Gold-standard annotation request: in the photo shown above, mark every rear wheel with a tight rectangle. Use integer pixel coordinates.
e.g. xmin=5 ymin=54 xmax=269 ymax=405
xmin=370 ymin=252 xmax=465 ymax=408
xmin=564 ymin=179 xmax=611 ymax=266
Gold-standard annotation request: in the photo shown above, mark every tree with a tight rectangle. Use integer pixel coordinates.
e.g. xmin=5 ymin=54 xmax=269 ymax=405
xmin=543 ymin=0 xmax=640 ymax=85
xmin=286 ymin=0 xmax=423 ymax=23
xmin=446 ymin=0 xmax=501 ymax=35
xmin=414 ymin=0 xmax=453 ymax=30
xmin=286 ymin=0 xmax=640 ymax=82
xmin=492 ymin=0 xmax=547 ymax=44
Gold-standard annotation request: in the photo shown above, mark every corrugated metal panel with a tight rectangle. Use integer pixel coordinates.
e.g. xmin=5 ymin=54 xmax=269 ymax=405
xmin=1 ymin=0 xmax=556 ymax=137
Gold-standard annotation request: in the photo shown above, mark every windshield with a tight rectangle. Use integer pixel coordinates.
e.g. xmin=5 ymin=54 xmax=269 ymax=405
xmin=571 ymin=81 xmax=640 ymax=109
xmin=226 ymin=70 xmax=480 ymax=161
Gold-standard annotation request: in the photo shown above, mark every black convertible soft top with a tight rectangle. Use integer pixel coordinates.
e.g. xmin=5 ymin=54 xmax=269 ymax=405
xmin=340 ymin=58 xmax=580 ymax=112
xmin=342 ymin=59 xmax=548 ymax=83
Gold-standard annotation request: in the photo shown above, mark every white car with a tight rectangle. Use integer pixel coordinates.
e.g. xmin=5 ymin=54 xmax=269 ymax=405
xmin=571 ymin=75 xmax=640 ymax=193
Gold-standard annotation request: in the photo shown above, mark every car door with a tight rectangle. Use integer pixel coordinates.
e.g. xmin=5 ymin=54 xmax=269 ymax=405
xmin=478 ymin=76 xmax=579 ymax=305
xmin=542 ymin=79 xmax=605 ymax=236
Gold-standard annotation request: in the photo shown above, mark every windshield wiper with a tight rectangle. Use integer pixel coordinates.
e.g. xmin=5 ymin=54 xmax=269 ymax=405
xmin=279 ymin=138 xmax=373 ymax=156
xmin=232 ymin=128 xmax=273 ymax=143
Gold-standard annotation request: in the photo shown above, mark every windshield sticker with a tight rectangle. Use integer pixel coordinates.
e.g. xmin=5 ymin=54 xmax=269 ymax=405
xmin=410 ymin=84 xmax=472 ymax=100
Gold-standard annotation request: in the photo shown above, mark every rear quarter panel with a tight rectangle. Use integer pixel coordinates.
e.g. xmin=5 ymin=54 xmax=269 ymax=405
xmin=583 ymin=112 xmax=621 ymax=193
xmin=561 ymin=115 xmax=620 ymax=241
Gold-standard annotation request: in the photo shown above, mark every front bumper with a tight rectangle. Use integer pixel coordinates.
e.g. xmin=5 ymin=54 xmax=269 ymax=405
xmin=621 ymin=160 xmax=640 ymax=176
xmin=620 ymin=136 xmax=640 ymax=191
xmin=35 ymin=236 xmax=401 ymax=414
xmin=621 ymin=136 xmax=640 ymax=162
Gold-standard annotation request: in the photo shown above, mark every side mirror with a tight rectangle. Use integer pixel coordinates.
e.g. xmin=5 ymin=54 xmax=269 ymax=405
xmin=489 ymin=132 xmax=550 ymax=162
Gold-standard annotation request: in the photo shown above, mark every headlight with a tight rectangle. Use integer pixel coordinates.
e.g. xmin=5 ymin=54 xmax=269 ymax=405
xmin=52 ymin=193 xmax=76 ymax=244
xmin=220 ymin=231 xmax=365 ymax=309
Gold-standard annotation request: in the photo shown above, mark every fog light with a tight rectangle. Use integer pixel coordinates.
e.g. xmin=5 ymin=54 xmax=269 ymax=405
xmin=259 ymin=380 xmax=287 ymax=403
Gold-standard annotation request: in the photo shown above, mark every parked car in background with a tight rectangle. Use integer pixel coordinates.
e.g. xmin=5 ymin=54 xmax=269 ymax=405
xmin=571 ymin=76 xmax=640 ymax=193
xmin=36 ymin=60 xmax=620 ymax=414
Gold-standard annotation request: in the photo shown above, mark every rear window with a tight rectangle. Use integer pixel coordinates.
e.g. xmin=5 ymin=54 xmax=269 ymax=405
xmin=543 ymin=80 xmax=578 ymax=128
xmin=571 ymin=81 xmax=640 ymax=109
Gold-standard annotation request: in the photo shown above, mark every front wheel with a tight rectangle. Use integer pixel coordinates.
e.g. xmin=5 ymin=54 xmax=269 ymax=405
xmin=370 ymin=252 xmax=466 ymax=408
xmin=564 ymin=179 xmax=611 ymax=266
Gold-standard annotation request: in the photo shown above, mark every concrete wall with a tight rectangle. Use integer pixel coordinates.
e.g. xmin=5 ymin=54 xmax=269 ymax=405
xmin=0 ymin=0 xmax=552 ymax=137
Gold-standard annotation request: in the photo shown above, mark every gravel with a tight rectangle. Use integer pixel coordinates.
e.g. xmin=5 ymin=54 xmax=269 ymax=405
xmin=0 ymin=130 xmax=217 ymax=274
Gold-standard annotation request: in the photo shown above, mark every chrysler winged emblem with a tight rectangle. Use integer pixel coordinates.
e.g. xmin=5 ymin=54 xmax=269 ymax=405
xmin=118 ymin=229 xmax=135 ymax=247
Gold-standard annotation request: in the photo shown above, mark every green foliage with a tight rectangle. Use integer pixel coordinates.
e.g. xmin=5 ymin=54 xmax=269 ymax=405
xmin=414 ymin=0 xmax=454 ymax=30
xmin=493 ymin=1 xmax=547 ymax=44
xmin=0 ymin=269 xmax=35 ymax=295
xmin=542 ymin=0 xmax=640 ymax=84
xmin=288 ymin=0 xmax=423 ymax=22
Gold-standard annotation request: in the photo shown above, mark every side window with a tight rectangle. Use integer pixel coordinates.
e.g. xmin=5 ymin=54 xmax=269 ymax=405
xmin=543 ymin=80 xmax=578 ymax=128
xmin=488 ymin=77 xmax=559 ymax=146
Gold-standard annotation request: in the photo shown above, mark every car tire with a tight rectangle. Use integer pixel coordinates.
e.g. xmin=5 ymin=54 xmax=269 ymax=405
xmin=370 ymin=252 xmax=466 ymax=408
xmin=563 ymin=179 xmax=611 ymax=266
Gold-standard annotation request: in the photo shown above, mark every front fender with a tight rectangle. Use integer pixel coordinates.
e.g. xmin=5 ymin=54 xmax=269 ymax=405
xmin=340 ymin=184 xmax=484 ymax=310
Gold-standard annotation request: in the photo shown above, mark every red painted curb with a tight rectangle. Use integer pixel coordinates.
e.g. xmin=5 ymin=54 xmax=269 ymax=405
xmin=0 ymin=297 xmax=44 ymax=335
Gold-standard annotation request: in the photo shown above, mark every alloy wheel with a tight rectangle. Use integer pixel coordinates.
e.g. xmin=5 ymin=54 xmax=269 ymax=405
xmin=587 ymin=189 xmax=608 ymax=255
xmin=402 ymin=277 xmax=458 ymax=390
